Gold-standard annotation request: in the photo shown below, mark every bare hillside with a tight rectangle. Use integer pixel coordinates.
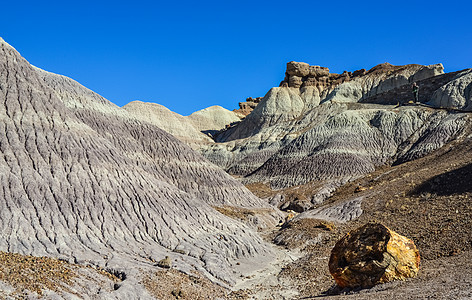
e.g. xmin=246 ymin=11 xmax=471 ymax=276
xmin=0 ymin=37 xmax=280 ymax=298
xmin=1 ymin=37 xmax=471 ymax=299
xmin=201 ymin=61 xmax=472 ymax=211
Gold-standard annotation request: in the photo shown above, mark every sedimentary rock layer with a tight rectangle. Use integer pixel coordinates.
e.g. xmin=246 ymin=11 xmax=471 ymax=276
xmin=0 ymin=37 xmax=276 ymax=296
xmin=202 ymin=61 xmax=471 ymax=196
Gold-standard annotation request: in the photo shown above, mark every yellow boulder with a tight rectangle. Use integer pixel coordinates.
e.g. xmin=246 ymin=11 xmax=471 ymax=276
xmin=329 ymin=222 xmax=420 ymax=288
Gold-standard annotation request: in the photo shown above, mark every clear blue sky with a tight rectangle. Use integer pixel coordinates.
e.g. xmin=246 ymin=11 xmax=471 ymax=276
xmin=2 ymin=0 xmax=471 ymax=115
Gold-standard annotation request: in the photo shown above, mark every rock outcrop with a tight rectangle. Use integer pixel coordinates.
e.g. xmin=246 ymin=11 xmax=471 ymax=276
xmin=201 ymin=61 xmax=471 ymax=204
xmin=359 ymin=69 xmax=466 ymax=105
xmin=0 ymin=37 xmax=278 ymax=297
xmin=430 ymin=69 xmax=472 ymax=110
xmin=324 ymin=62 xmax=444 ymax=104
xmin=214 ymin=62 xmax=444 ymax=143
xmin=279 ymin=61 xmax=443 ymax=104
xmin=234 ymin=96 xmax=263 ymax=117
xmin=328 ymin=223 xmax=420 ymax=288
xmin=280 ymin=61 xmax=352 ymax=95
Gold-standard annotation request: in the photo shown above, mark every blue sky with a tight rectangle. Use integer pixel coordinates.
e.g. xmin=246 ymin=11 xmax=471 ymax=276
xmin=2 ymin=0 xmax=471 ymax=115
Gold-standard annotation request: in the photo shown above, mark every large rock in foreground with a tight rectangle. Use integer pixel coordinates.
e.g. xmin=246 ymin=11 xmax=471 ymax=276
xmin=329 ymin=223 xmax=420 ymax=288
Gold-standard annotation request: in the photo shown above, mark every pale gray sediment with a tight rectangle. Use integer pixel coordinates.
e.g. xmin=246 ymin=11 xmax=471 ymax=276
xmin=0 ymin=37 xmax=280 ymax=297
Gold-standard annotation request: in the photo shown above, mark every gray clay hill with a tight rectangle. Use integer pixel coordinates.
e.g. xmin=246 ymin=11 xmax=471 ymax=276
xmin=0 ymin=37 xmax=471 ymax=299
xmin=200 ymin=61 xmax=472 ymax=210
xmin=0 ymin=38 xmax=281 ymax=298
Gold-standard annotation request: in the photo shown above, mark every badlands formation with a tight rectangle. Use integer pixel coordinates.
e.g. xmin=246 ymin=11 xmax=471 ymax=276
xmin=201 ymin=61 xmax=472 ymax=209
xmin=0 ymin=38 xmax=280 ymax=298
xmin=0 ymin=36 xmax=472 ymax=299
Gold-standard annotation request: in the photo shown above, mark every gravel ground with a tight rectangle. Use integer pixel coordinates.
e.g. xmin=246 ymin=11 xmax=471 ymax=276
xmin=0 ymin=251 xmax=118 ymax=298
xmin=247 ymin=135 xmax=472 ymax=299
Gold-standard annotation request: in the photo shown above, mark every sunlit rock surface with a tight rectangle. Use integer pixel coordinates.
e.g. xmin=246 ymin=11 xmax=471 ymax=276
xmin=201 ymin=61 xmax=471 ymax=196
xmin=328 ymin=223 xmax=420 ymax=288
xmin=123 ymin=101 xmax=241 ymax=149
xmin=430 ymin=69 xmax=472 ymax=110
xmin=324 ymin=63 xmax=444 ymax=103
xmin=0 ymin=37 xmax=278 ymax=297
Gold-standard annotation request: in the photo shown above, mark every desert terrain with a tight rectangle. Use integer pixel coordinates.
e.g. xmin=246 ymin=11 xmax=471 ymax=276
xmin=0 ymin=37 xmax=471 ymax=299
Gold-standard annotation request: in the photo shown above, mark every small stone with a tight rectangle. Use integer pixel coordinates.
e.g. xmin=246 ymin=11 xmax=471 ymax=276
xmin=171 ymin=289 xmax=184 ymax=298
xmin=354 ymin=185 xmax=367 ymax=193
xmin=157 ymin=256 xmax=172 ymax=269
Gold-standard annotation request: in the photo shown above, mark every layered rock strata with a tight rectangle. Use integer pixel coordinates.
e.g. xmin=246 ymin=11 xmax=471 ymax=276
xmin=279 ymin=61 xmax=443 ymax=103
xmin=323 ymin=62 xmax=444 ymax=103
xmin=360 ymin=69 xmax=466 ymax=105
xmin=201 ymin=61 xmax=472 ymax=205
xmin=0 ymin=37 xmax=277 ymax=297
xmin=203 ymin=101 xmax=468 ymax=191
xmin=214 ymin=62 xmax=444 ymax=143
xmin=280 ymin=61 xmax=356 ymax=97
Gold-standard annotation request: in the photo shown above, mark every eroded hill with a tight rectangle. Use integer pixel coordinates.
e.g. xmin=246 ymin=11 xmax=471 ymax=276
xmin=200 ymin=61 xmax=472 ymax=211
xmin=0 ymin=37 xmax=281 ymax=298
xmin=1 ymin=37 xmax=471 ymax=299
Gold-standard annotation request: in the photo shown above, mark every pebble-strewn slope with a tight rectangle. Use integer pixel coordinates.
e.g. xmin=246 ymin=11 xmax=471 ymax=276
xmin=0 ymin=37 xmax=276 ymax=297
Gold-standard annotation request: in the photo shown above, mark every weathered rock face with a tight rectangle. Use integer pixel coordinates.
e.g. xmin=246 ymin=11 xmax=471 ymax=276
xmin=359 ymin=69 xmax=466 ymax=105
xmin=324 ymin=63 xmax=444 ymax=104
xmin=215 ymin=62 xmax=445 ymax=144
xmin=215 ymin=86 xmax=322 ymax=142
xmin=200 ymin=61 xmax=470 ymax=203
xmin=430 ymin=69 xmax=472 ymax=110
xmin=202 ymin=101 xmax=468 ymax=193
xmin=234 ymin=96 xmax=263 ymax=117
xmin=329 ymin=223 xmax=420 ymax=288
xmin=0 ymin=37 xmax=278 ymax=296
xmin=278 ymin=61 xmax=443 ymax=104
xmin=281 ymin=61 xmax=348 ymax=93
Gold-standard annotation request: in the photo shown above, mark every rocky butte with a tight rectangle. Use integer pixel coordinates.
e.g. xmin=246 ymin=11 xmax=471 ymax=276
xmin=0 ymin=37 xmax=471 ymax=299
xmin=200 ymin=61 xmax=471 ymax=210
